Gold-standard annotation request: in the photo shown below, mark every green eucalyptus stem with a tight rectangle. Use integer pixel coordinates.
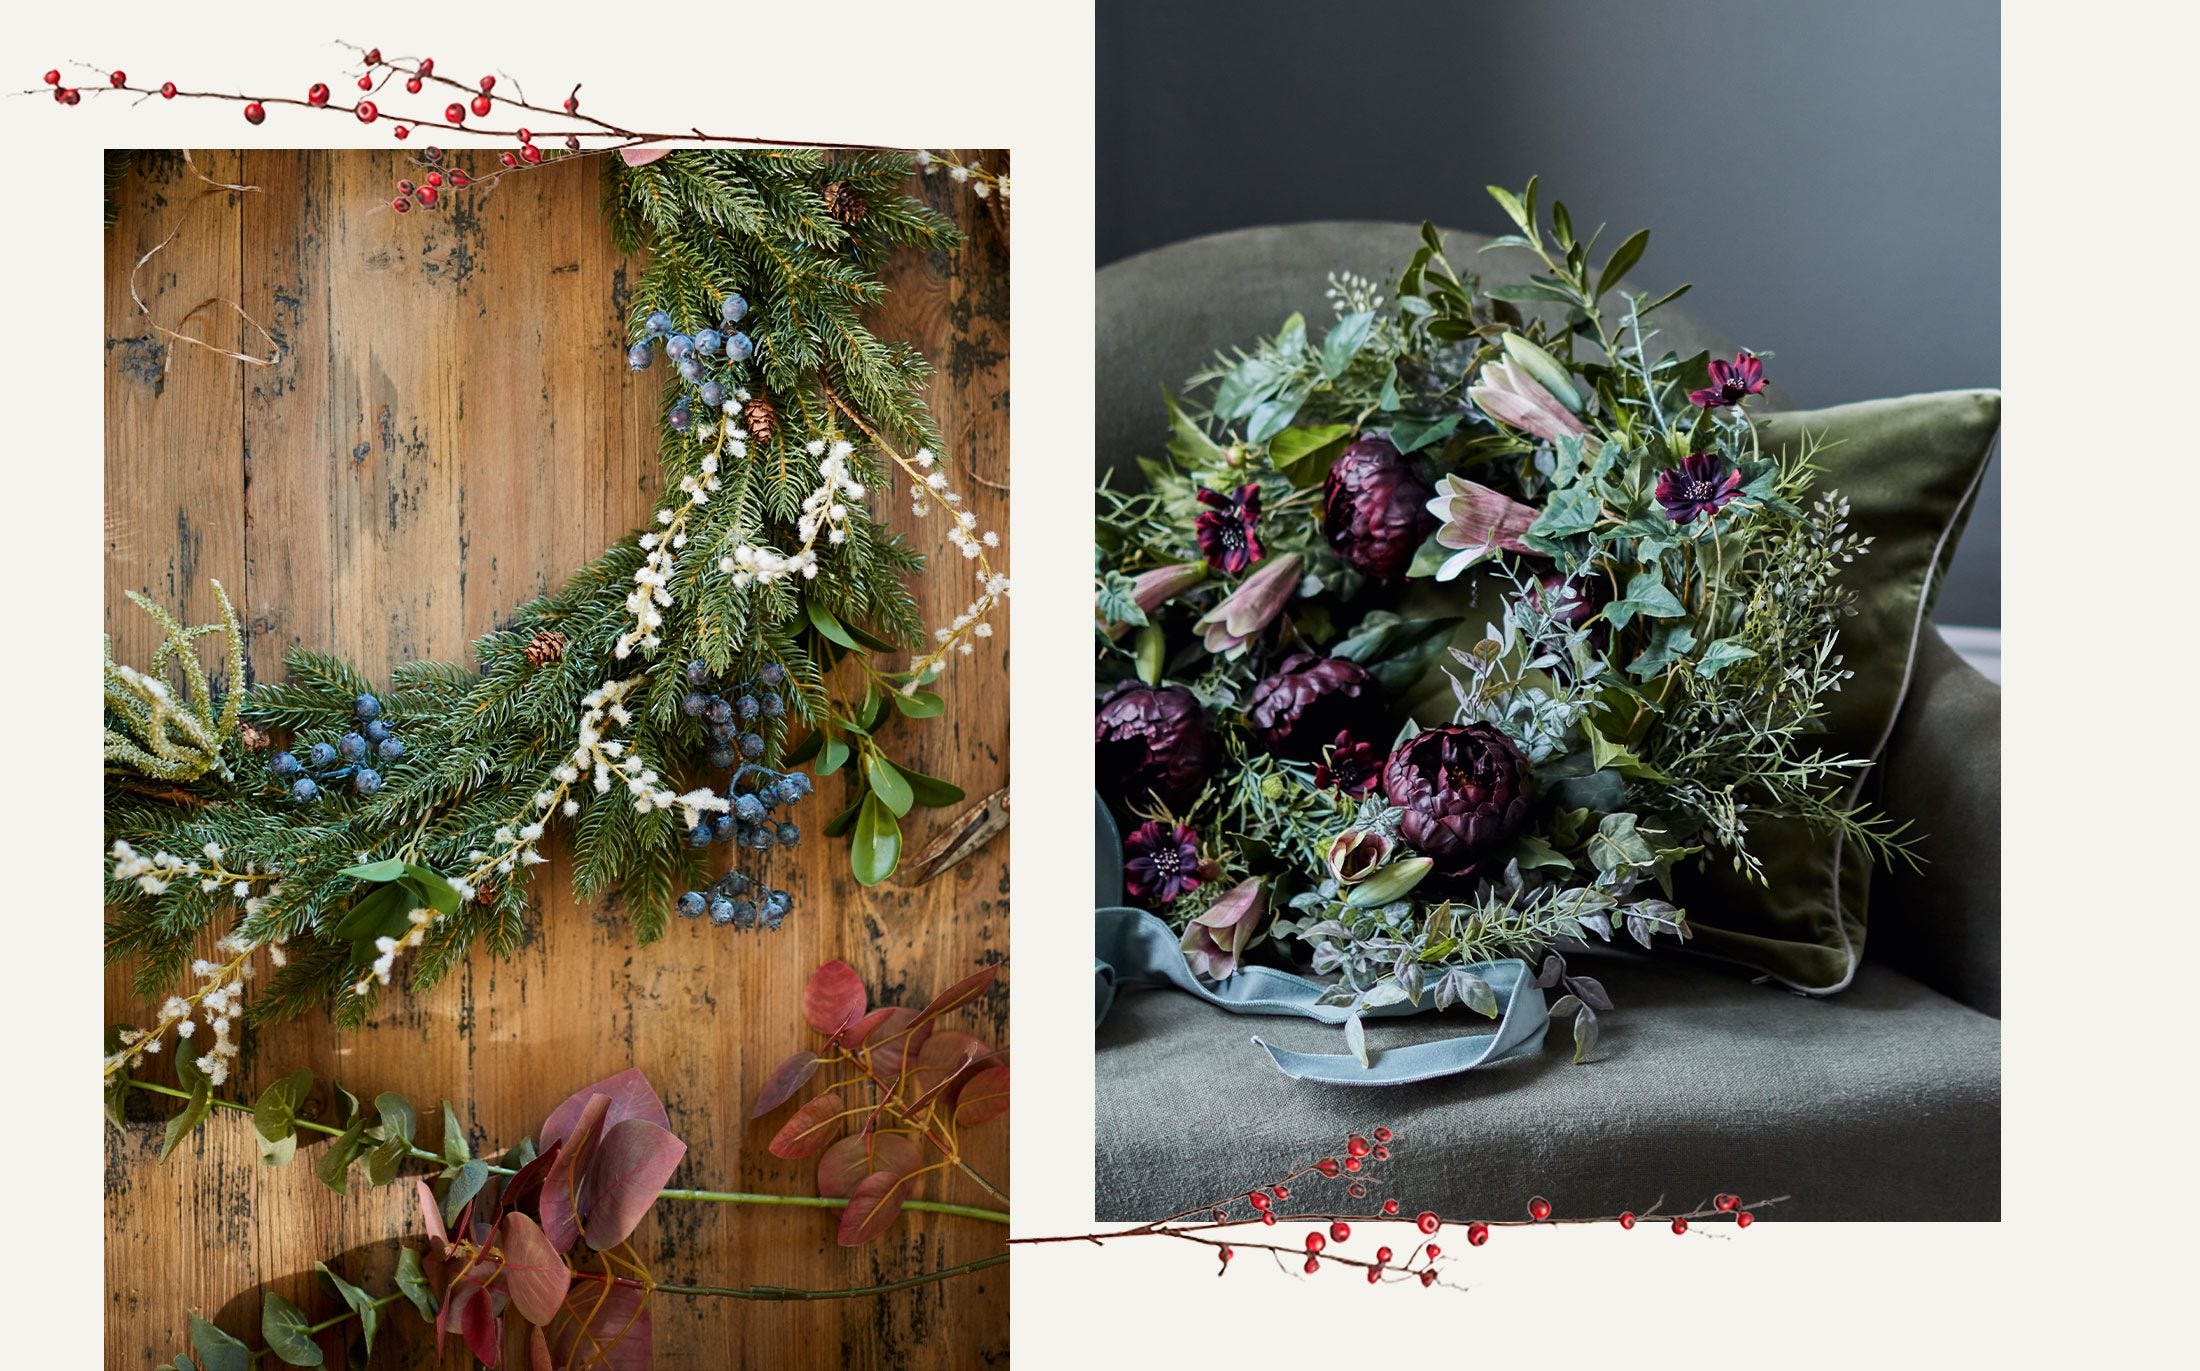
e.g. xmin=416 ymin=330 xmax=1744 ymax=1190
xmin=126 ymin=1079 xmax=1010 ymax=1225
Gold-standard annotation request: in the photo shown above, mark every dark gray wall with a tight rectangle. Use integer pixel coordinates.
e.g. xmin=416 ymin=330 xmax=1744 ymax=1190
xmin=1098 ymin=0 xmax=2000 ymax=626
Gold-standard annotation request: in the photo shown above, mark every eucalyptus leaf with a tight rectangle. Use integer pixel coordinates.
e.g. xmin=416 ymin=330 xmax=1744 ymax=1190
xmin=187 ymin=1314 xmax=251 ymax=1371
xmin=441 ymin=1158 xmax=490 ymax=1224
xmin=394 ymin=1246 xmax=437 ymax=1322
xmin=315 ymin=1263 xmax=379 ymax=1356
xmin=260 ymin=1292 xmax=324 ymax=1367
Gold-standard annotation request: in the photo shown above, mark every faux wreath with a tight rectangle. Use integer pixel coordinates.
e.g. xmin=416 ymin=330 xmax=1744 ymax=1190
xmin=1094 ymin=183 xmax=1907 ymax=1061
xmin=104 ymin=146 xmax=1009 ymax=1081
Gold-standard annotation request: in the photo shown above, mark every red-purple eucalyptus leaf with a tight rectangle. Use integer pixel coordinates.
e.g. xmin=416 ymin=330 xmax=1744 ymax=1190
xmin=750 ymin=1050 xmax=821 ymax=1118
xmin=497 ymin=1137 xmax=564 ymax=1224
xmin=549 ymin=1276 xmax=652 ymax=1371
xmin=417 ymin=1178 xmax=449 ymax=1252
xmin=540 ymin=1070 xmax=668 ymax=1151
xmin=843 ymin=1006 xmax=898 ymax=1048
xmin=540 ymin=1094 xmax=610 ymax=1252
xmin=816 ymin=1132 xmax=924 ymax=1199
xmin=494 ymin=1213 xmax=572 ymax=1326
xmin=803 ymin=960 xmax=868 ymax=1035
xmin=914 ymin=962 xmax=1000 ymax=1029
xmin=910 ymin=1032 xmax=994 ymax=1109
xmin=767 ymin=1090 xmax=845 ymax=1159
xmin=956 ymin=1065 xmax=1010 ymax=1126
xmin=837 ymin=1169 xmax=912 ymax=1246
xmin=459 ymin=1275 xmax=503 ymax=1367
xmin=527 ymin=1325 xmax=553 ymax=1371
xmin=861 ymin=1008 xmax=934 ymax=1077
xmin=580 ymin=1118 xmax=688 ymax=1252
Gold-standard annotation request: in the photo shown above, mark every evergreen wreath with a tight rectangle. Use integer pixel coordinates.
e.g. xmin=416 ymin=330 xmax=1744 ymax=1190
xmin=105 ymin=150 xmax=1010 ymax=1076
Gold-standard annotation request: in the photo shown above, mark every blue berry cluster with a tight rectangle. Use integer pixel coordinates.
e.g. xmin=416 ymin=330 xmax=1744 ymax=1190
xmin=265 ymin=693 xmax=407 ymax=802
xmin=624 ymin=296 xmax=754 ymax=434
xmin=674 ymin=658 xmax=812 ymax=932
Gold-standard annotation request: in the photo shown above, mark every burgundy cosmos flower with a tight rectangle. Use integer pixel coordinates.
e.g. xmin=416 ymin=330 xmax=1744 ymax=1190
xmin=1194 ymin=483 xmax=1265 ymax=574
xmin=1654 ymin=452 xmax=1744 ymax=524
xmin=1688 ymin=351 xmax=1766 ymax=409
xmin=1245 ymin=653 xmax=1380 ymax=760
xmin=1096 ymin=682 xmax=1218 ymax=810
xmin=1314 ymin=730 xmax=1384 ymax=796
xmin=1323 ymin=436 xmax=1437 ymax=581
xmin=1380 ymin=723 xmax=1533 ymax=879
xmin=1123 ymin=820 xmax=1204 ymax=905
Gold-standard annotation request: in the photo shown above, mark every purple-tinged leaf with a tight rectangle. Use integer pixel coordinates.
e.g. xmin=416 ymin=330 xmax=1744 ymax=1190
xmin=1550 ymin=993 xmax=1584 ymax=1018
xmin=548 ymin=1276 xmax=652 ymax=1371
xmin=842 ymin=1006 xmax=899 ymax=1049
xmin=1534 ymin=954 xmax=1565 ymax=989
xmin=1572 ymin=1004 xmax=1601 ymax=1064
xmin=837 ymin=1169 xmax=912 ymax=1246
xmin=494 ymin=1213 xmax=572 ymax=1325
xmin=768 ymin=1091 xmax=846 ymax=1159
xmin=913 ymin=962 xmax=1000 ymax=1030
xmin=750 ymin=1051 xmax=821 ymax=1118
xmin=1567 ymin=975 xmax=1613 ymax=1012
xmin=416 ymin=1178 xmax=449 ymax=1253
xmin=495 ymin=1137 xmax=563 ymax=1224
xmin=803 ymin=960 xmax=868 ymax=1035
xmin=458 ymin=1278 xmax=502 ymax=1367
xmin=526 ymin=1326 xmax=553 ymax=1371
xmin=861 ymin=1009 xmax=934 ymax=1077
xmin=580 ymin=1118 xmax=688 ymax=1252
xmin=817 ymin=1132 xmax=923 ymax=1199
xmin=540 ymin=1070 xmax=668 ymax=1151
xmin=955 ymin=1065 xmax=1010 ymax=1127
xmin=539 ymin=1094 xmax=610 ymax=1252
xmin=910 ymin=1033 xmax=993 ymax=1109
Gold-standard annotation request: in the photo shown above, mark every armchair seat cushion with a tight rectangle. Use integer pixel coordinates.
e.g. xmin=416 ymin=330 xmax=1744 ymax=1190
xmin=1096 ymin=958 xmax=1999 ymax=1222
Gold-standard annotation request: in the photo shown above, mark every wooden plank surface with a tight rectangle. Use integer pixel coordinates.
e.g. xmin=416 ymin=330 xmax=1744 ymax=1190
xmin=104 ymin=148 xmax=1009 ymax=1369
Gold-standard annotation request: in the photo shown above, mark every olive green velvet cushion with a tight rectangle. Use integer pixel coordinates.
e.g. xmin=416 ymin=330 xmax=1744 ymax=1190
xmin=1678 ymin=390 xmax=2000 ymax=991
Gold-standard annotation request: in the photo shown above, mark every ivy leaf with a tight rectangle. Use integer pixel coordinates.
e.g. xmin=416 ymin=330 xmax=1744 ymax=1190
xmin=1580 ymin=718 xmax=1673 ymax=783
xmin=1627 ymin=622 xmax=1698 ymax=679
xmin=187 ymin=1314 xmax=251 ymax=1371
xmin=1588 ymin=813 xmax=1658 ymax=874
xmin=866 ymin=754 xmax=915 ymax=817
xmin=1602 ymin=570 xmax=1685 ymax=631
xmin=1695 ymin=637 xmax=1760 ymax=678
xmin=314 ymin=1263 xmax=379 ymax=1356
xmin=1388 ymin=412 xmax=1460 ymax=455
xmin=1527 ymin=486 xmax=1602 ymax=541
xmin=393 ymin=1247 xmax=437 ymax=1323
xmin=260 ymin=1293 xmax=323 ymax=1367
xmin=850 ymin=793 xmax=902 ymax=887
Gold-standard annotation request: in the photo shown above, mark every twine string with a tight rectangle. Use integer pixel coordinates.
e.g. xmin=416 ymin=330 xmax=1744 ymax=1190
xmin=125 ymin=150 xmax=282 ymax=372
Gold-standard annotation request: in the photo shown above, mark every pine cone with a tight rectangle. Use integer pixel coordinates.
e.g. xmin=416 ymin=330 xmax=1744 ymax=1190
xmin=742 ymin=396 xmax=778 ymax=444
xmin=524 ymin=629 xmax=568 ymax=667
xmin=823 ymin=179 xmax=866 ymax=226
xmin=237 ymin=721 xmax=273 ymax=752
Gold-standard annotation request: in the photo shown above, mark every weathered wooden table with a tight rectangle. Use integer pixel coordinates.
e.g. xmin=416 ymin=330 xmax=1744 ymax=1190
xmin=104 ymin=149 xmax=1009 ymax=1369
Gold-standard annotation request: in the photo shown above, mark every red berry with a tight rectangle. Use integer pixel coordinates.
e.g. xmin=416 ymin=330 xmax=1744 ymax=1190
xmin=392 ymin=197 xmax=410 ymax=213
xmin=416 ymin=185 xmax=438 ymax=207
xmin=1347 ymin=1134 xmax=1371 ymax=1159
xmin=1304 ymin=1232 xmax=1324 ymax=1253
xmin=161 ymin=82 xmax=177 ymax=99
xmin=63 ymin=88 xmax=80 ymax=105
xmin=564 ymin=94 xmax=579 ymax=112
xmin=1715 ymin=1194 xmax=1740 ymax=1212
xmin=499 ymin=151 xmax=518 ymax=167
xmin=1466 ymin=1222 xmax=1490 ymax=1247
xmin=520 ymin=144 xmax=542 ymax=164
xmin=394 ymin=126 xmax=410 ymax=140
xmin=1735 ymin=1211 xmax=1755 ymax=1229
xmin=1528 ymin=1197 xmax=1553 ymax=1221
xmin=419 ymin=57 xmax=434 ymax=75
xmin=308 ymin=82 xmax=330 ymax=106
xmin=478 ymin=74 xmax=495 ymax=92
xmin=1415 ymin=1211 xmax=1439 ymax=1235
xmin=1271 ymin=1186 xmax=1289 ymax=1200
xmin=1347 ymin=1182 xmax=1367 ymax=1199
xmin=1425 ymin=1243 xmax=1441 ymax=1258
xmin=243 ymin=102 xmax=265 ymax=124
xmin=517 ymin=127 xmax=532 ymax=143
xmin=445 ymin=102 xmax=466 ymax=122
xmin=426 ymin=171 xmax=444 ymax=186
xmin=1248 ymin=1191 xmax=1270 ymax=1211
xmin=1373 ymin=1146 xmax=1390 ymax=1160
xmin=1329 ymin=1222 xmax=1351 ymax=1243
xmin=1316 ymin=1159 xmax=1340 ymax=1177
xmin=1618 ymin=1211 xmax=1636 ymax=1230
xmin=1366 ymin=1266 xmax=1382 ymax=1284
xmin=1419 ymin=1269 xmax=1437 ymax=1287
xmin=43 ymin=70 xmax=59 ymax=86
xmin=357 ymin=75 xmax=373 ymax=90
xmin=405 ymin=76 xmax=423 ymax=94
xmin=1260 ymin=1212 xmax=1275 ymax=1227
xmin=1303 ymin=1256 xmax=1319 ymax=1275
xmin=1219 ymin=1245 xmax=1232 ymax=1262
xmin=1345 ymin=1157 xmax=1362 ymax=1172
xmin=356 ymin=101 xmax=378 ymax=123
xmin=470 ymin=93 xmax=491 ymax=117
xmin=1374 ymin=1126 xmax=1392 ymax=1142
xmin=397 ymin=178 xmax=415 ymax=194
xmin=564 ymin=135 xmax=580 ymax=151
xmin=109 ymin=70 xmax=126 ymax=87
xmin=364 ymin=48 xmax=382 ymax=65
xmin=1381 ymin=1199 xmax=1400 ymax=1216
xmin=1375 ymin=1246 xmax=1393 ymax=1263
xmin=1671 ymin=1217 xmax=1689 ymax=1235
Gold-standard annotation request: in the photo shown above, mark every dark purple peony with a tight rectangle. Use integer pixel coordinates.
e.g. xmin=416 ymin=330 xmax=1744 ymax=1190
xmin=1688 ymin=351 xmax=1767 ymax=409
xmin=1245 ymin=653 xmax=1381 ymax=760
xmin=1322 ymin=435 xmax=1437 ymax=581
xmin=1123 ymin=820 xmax=1204 ymax=905
xmin=1313 ymin=730 xmax=1384 ymax=797
xmin=1654 ymin=452 xmax=1744 ymax=525
xmin=1380 ymin=723 xmax=1533 ymax=879
xmin=1194 ymin=483 xmax=1265 ymax=574
xmin=1096 ymin=681 xmax=1219 ymax=811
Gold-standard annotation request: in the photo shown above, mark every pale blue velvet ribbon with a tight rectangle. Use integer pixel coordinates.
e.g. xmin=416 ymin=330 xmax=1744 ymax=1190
xmin=1095 ymin=903 xmax=1550 ymax=1086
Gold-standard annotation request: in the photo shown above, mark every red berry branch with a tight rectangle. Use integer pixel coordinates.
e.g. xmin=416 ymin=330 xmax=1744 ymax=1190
xmin=1013 ymin=1127 xmax=1786 ymax=1291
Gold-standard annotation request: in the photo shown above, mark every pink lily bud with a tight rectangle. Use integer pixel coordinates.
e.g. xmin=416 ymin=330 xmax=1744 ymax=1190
xmin=1103 ymin=561 xmax=1208 ymax=641
xmin=1468 ymin=358 xmax=1590 ymax=446
xmin=1425 ymin=474 xmax=1541 ymax=581
xmin=1325 ymin=828 xmax=1394 ymax=885
xmin=1180 ymin=877 xmax=1269 ymax=980
xmin=1195 ymin=552 xmax=1303 ymax=659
